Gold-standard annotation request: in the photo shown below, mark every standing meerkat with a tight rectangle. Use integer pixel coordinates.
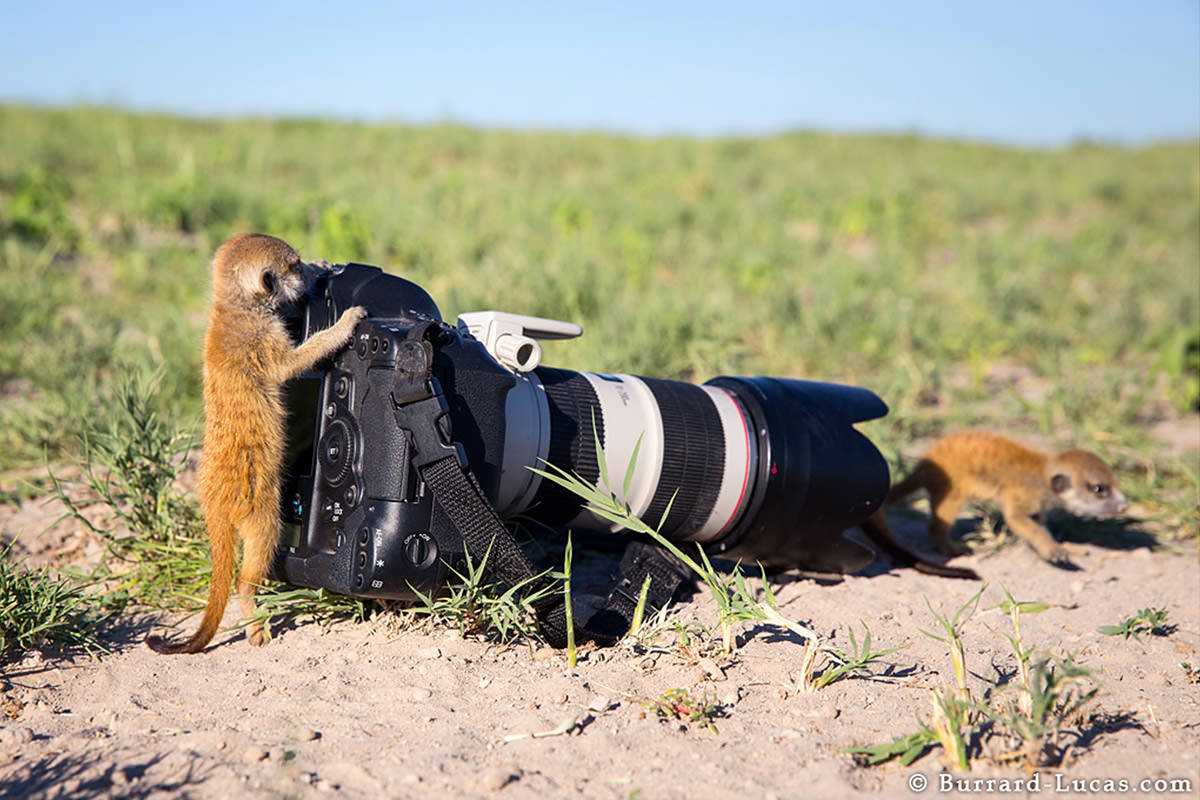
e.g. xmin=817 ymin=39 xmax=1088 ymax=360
xmin=860 ymin=430 xmax=1128 ymax=569
xmin=147 ymin=233 xmax=365 ymax=654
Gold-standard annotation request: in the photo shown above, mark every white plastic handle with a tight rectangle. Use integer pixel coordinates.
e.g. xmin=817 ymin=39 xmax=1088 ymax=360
xmin=456 ymin=311 xmax=583 ymax=372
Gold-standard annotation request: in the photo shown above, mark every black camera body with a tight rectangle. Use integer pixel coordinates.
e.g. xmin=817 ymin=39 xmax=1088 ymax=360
xmin=276 ymin=262 xmax=893 ymax=601
xmin=277 ymin=266 xmax=522 ymax=598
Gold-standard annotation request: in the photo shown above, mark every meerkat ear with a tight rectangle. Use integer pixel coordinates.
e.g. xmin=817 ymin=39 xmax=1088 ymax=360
xmin=1051 ymin=473 xmax=1071 ymax=494
xmin=262 ymin=271 xmax=276 ymax=294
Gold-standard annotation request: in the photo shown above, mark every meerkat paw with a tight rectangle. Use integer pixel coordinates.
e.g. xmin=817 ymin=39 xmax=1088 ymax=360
xmin=247 ymin=620 xmax=272 ymax=647
xmin=331 ymin=305 xmax=367 ymax=342
xmin=1043 ymin=545 xmax=1081 ymax=571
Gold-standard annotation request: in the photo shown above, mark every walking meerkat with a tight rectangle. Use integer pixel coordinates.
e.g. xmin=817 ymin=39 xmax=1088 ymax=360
xmin=147 ymin=234 xmax=365 ymax=654
xmin=860 ymin=431 xmax=1128 ymax=570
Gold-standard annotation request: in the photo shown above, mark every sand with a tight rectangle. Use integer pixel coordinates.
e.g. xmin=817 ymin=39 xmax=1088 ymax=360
xmin=2 ymin=487 xmax=1198 ymax=800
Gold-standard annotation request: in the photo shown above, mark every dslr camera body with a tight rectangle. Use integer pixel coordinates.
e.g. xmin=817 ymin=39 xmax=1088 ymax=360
xmin=276 ymin=262 xmax=892 ymax=601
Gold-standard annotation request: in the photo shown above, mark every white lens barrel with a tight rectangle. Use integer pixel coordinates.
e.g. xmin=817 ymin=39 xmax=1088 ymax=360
xmin=496 ymin=372 xmax=551 ymax=512
xmin=499 ymin=370 xmax=757 ymax=543
xmin=689 ymin=386 xmax=756 ymax=542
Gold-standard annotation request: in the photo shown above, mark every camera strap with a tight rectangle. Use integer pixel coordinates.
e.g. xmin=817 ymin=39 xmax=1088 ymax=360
xmin=418 ymin=454 xmax=688 ymax=648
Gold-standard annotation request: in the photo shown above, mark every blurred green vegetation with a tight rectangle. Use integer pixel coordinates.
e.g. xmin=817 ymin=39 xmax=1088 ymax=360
xmin=0 ymin=105 xmax=1196 ymax=527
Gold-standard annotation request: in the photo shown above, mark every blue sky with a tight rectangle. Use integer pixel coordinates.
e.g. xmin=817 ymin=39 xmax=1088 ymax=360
xmin=3 ymin=1 xmax=1197 ymax=145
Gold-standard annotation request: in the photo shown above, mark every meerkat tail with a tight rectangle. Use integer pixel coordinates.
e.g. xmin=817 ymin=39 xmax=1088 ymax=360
xmin=146 ymin=515 xmax=237 ymax=654
xmin=883 ymin=462 xmax=932 ymax=507
xmin=859 ymin=512 xmax=980 ymax=580
xmin=910 ymin=558 xmax=980 ymax=580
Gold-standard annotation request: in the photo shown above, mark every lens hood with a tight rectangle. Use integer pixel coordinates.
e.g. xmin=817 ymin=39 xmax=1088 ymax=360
xmin=703 ymin=377 xmax=890 ymax=573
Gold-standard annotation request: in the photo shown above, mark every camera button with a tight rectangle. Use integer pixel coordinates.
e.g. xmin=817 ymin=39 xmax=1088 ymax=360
xmin=344 ymin=484 xmax=359 ymax=507
xmin=403 ymin=533 xmax=437 ymax=568
xmin=319 ymin=420 xmax=353 ymax=485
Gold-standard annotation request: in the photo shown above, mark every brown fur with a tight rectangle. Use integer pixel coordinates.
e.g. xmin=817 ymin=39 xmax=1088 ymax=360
xmin=147 ymin=234 xmax=365 ymax=654
xmin=861 ymin=431 xmax=1128 ymax=570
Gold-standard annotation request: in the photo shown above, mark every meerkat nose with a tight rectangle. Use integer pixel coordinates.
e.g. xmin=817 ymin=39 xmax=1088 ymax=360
xmin=299 ymin=261 xmax=325 ymax=285
xmin=1115 ymin=493 xmax=1129 ymax=514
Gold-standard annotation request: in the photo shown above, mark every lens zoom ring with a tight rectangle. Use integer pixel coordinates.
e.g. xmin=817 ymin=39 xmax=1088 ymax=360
xmin=530 ymin=369 xmax=605 ymax=524
xmin=640 ymin=378 xmax=725 ymax=539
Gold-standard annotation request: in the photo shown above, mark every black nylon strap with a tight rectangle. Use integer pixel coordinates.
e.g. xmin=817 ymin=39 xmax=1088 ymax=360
xmin=416 ymin=454 xmax=690 ymax=648
xmin=585 ymin=540 xmax=691 ymax=642
xmin=417 ymin=455 xmax=570 ymax=645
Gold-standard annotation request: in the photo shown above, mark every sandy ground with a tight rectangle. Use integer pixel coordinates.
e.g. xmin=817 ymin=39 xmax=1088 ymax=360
xmin=2 ymin=483 xmax=1199 ymax=800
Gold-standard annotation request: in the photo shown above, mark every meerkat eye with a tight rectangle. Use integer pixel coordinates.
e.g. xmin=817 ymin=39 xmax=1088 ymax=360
xmin=262 ymin=271 xmax=276 ymax=294
xmin=1090 ymin=483 xmax=1110 ymax=498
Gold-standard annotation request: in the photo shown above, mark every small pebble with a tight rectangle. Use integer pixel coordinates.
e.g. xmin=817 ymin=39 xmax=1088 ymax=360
xmin=416 ymin=647 xmax=442 ymax=660
xmin=243 ymin=747 xmax=269 ymax=763
xmin=409 ymin=688 xmax=433 ymax=702
xmin=699 ymin=658 xmax=726 ymax=681
xmin=721 ymin=689 xmax=741 ymax=707
xmin=588 ymin=695 xmax=614 ymax=712
xmin=301 ymin=729 xmax=320 ymax=742
xmin=479 ymin=766 xmax=521 ymax=791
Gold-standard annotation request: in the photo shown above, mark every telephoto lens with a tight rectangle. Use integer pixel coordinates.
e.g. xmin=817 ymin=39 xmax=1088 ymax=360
xmin=498 ymin=367 xmax=889 ymax=574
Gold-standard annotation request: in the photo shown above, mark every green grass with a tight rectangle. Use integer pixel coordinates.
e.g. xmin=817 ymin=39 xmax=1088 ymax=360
xmin=641 ymin=687 xmax=723 ymax=734
xmin=0 ymin=104 xmax=1196 ymax=651
xmin=0 ymin=540 xmax=104 ymax=662
xmin=408 ymin=541 xmax=556 ymax=643
xmin=848 ymin=585 xmax=1103 ymax=771
xmin=0 ymin=105 xmax=1196 ymax=491
xmin=1098 ymin=606 xmax=1173 ymax=640
xmin=803 ymin=622 xmax=907 ymax=691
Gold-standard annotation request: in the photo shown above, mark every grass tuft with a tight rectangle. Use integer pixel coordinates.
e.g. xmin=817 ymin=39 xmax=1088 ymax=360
xmin=408 ymin=542 xmax=556 ymax=644
xmin=0 ymin=540 xmax=105 ymax=662
xmin=1098 ymin=606 xmax=1173 ymax=640
xmin=848 ymin=584 xmax=1103 ymax=772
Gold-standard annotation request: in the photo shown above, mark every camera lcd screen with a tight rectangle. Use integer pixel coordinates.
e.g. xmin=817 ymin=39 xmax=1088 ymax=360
xmin=284 ymin=376 xmax=321 ymax=479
